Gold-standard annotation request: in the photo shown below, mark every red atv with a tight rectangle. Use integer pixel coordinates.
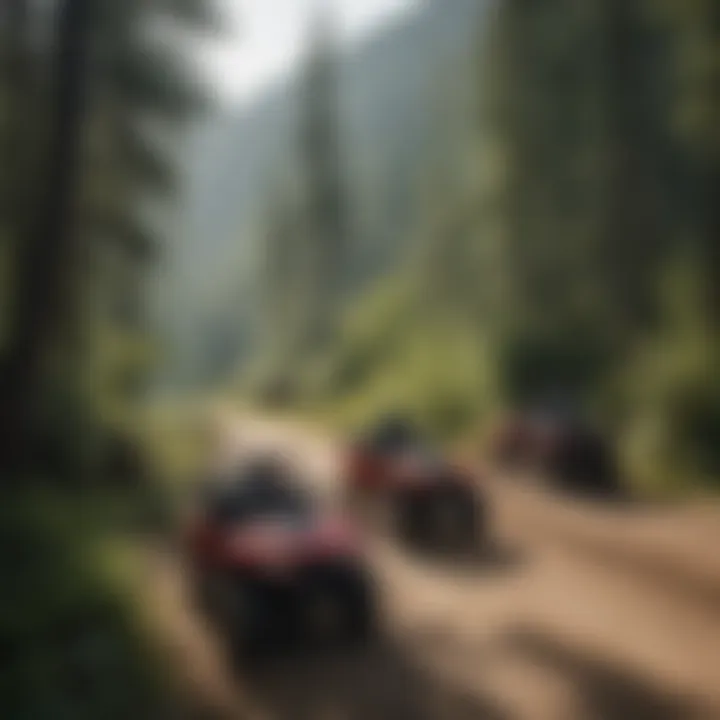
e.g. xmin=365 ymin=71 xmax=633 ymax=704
xmin=491 ymin=407 xmax=619 ymax=496
xmin=183 ymin=457 xmax=377 ymax=661
xmin=344 ymin=417 xmax=485 ymax=552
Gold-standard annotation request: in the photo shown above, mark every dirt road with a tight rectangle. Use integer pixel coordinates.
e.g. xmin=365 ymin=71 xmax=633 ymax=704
xmin=145 ymin=417 xmax=720 ymax=720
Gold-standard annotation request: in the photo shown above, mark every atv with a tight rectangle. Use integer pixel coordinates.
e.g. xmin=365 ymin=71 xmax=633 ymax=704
xmin=344 ymin=416 xmax=486 ymax=552
xmin=491 ymin=406 xmax=620 ymax=497
xmin=184 ymin=456 xmax=377 ymax=663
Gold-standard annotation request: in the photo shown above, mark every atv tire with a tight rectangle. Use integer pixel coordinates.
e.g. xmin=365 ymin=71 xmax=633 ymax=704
xmin=299 ymin=563 xmax=377 ymax=648
xmin=227 ymin=581 xmax=298 ymax=667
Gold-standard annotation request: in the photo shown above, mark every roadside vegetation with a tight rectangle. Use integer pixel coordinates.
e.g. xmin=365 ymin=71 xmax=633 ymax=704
xmin=245 ymin=1 xmax=720 ymax=498
xmin=0 ymin=0 xmax=218 ymax=716
xmin=0 ymin=487 xmax=177 ymax=719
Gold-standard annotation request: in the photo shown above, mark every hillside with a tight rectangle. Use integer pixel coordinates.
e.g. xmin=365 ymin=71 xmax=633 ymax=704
xmin=157 ymin=0 xmax=487 ymax=387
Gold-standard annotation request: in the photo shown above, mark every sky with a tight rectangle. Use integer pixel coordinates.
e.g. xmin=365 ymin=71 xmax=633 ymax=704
xmin=198 ymin=0 xmax=422 ymax=105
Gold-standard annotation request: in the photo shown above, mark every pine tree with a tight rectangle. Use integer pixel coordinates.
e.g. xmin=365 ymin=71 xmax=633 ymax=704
xmin=296 ymin=6 xmax=348 ymax=353
xmin=0 ymin=0 xmax=216 ymax=476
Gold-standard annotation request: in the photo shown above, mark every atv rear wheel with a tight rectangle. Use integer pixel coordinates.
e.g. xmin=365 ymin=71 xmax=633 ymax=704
xmin=299 ymin=563 xmax=377 ymax=648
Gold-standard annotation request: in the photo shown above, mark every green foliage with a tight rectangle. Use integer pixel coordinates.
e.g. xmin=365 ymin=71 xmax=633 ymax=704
xmin=617 ymin=258 xmax=720 ymax=491
xmin=299 ymin=0 xmax=719 ymax=493
xmin=0 ymin=0 xmax=216 ymax=479
xmin=497 ymin=321 xmax=616 ymax=407
xmin=474 ymin=0 xmax=718 ymax=492
xmin=0 ymin=492 xmax=172 ymax=720
xmin=251 ymin=9 xmax=349 ymax=389
xmin=311 ymin=267 xmax=499 ymax=439
xmin=0 ymin=1 xmax=214 ymax=715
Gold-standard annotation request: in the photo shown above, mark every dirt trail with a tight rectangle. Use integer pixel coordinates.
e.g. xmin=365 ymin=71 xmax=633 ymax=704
xmin=145 ymin=417 xmax=720 ymax=720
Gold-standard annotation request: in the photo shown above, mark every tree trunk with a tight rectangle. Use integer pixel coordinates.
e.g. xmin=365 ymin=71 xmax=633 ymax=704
xmin=1 ymin=1 xmax=26 ymax=226
xmin=0 ymin=0 xmax=94 ymax=476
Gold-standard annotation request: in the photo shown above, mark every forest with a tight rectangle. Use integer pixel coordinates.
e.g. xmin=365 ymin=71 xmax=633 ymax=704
xmin=244 ymin=0 xmax=719 ymax=495
xmin=0 ymin=0 xmax=718 ymax=717
xmin=0 ymin=1 xmax=220 ymax=716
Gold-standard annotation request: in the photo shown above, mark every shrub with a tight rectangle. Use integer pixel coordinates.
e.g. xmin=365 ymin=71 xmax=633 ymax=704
xmin=0 ymin=491 xmax=172 ymax=720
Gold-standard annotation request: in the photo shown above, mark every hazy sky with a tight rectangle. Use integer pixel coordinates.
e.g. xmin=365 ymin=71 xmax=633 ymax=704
xmin=200 ymin=0 xmax=421 ymax=105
